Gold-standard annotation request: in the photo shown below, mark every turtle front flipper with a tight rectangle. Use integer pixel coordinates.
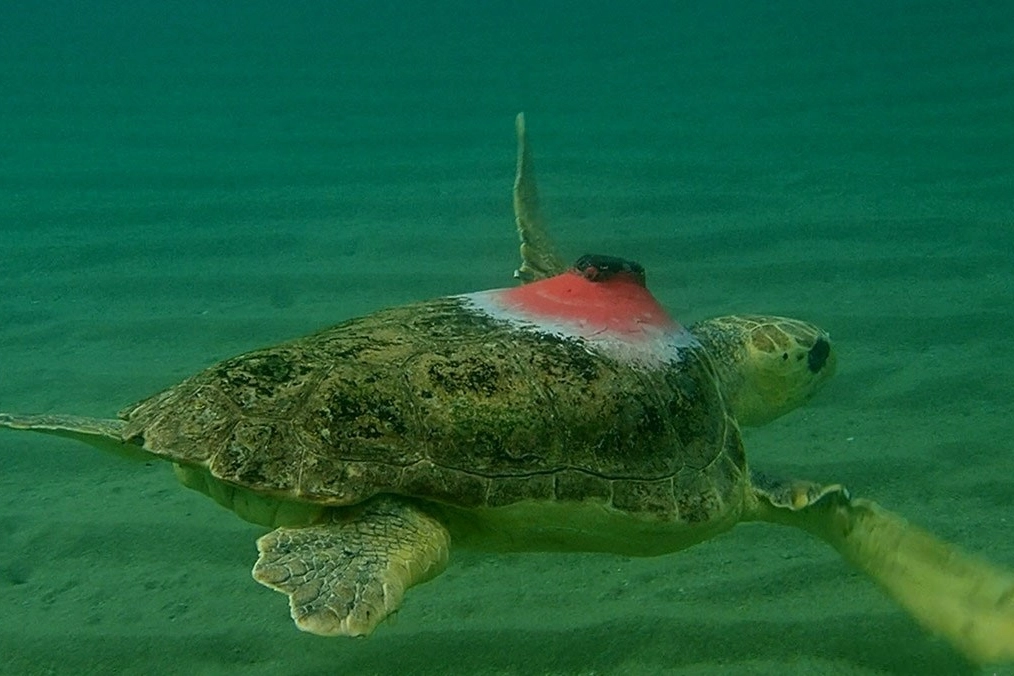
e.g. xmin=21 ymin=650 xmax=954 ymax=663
xmin=748 ymin=475 xmax=1014 ymax=665
xmin=512 ymin=112 xmax=566 ymax=283
xmin=252 ymin=496 xmax=451 ymax=637
xmin=0 ymin=412 xmax=147 ymax=460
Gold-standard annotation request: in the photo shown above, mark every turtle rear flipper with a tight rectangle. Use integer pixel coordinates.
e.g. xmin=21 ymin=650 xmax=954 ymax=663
xmin=750 ymin=478 xmax=1014 ymax=665
xmin=0 ymin=412 xmax=147 ymax=461
xmin=253 ymin=497 xmax=451 ymax=637
xmin=512 ymin=112 xmax=566 ymax=283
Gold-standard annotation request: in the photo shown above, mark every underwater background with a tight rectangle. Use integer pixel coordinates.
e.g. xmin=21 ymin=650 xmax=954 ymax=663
xmin=1 ymin=1 xmax=1012 ymax=674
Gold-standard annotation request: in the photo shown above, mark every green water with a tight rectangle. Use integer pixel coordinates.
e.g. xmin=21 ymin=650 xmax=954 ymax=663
xmin=1 ymin=2 xmax=1012 ymax=674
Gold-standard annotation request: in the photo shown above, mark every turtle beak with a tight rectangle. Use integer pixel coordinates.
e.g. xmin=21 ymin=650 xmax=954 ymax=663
xmin=807 ymin=336 xmax=833 ymax=375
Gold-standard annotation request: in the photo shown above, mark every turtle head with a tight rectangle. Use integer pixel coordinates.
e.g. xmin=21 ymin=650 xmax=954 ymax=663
xmin=691 ymin=315 xmax=836 ymax=427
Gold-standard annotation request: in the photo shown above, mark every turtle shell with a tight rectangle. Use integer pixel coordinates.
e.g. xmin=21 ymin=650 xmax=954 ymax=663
xmin=121 ymin=266 xmax=747 ymax=521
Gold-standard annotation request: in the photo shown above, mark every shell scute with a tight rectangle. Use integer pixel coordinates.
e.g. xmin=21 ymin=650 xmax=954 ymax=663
xmin=121 ymin=292 xmax=745 ymax=520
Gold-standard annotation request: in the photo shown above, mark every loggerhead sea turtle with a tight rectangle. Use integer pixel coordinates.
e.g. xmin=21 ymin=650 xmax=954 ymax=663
xmin=2 ymin=114 xmax=1013 ymax=665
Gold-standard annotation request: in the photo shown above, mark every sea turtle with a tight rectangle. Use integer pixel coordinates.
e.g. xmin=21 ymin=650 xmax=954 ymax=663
xmin=2 ymin=114 xmax=1013 ymax=666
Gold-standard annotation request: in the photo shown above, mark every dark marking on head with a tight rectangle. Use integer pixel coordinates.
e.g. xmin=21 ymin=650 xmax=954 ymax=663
xmin=808 ymin=337 xmax=831 ymax=373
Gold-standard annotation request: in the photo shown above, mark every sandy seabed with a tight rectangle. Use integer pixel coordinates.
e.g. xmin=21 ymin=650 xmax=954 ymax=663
xmin=1 ymin=3 xmax=1013 ymax=674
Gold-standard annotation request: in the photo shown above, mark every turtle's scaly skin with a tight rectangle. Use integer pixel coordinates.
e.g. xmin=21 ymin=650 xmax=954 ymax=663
xmin=691 ymin=314 xmax=835 ymax=427
xmin=252 ymin=497 xmax=451 ymax=637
